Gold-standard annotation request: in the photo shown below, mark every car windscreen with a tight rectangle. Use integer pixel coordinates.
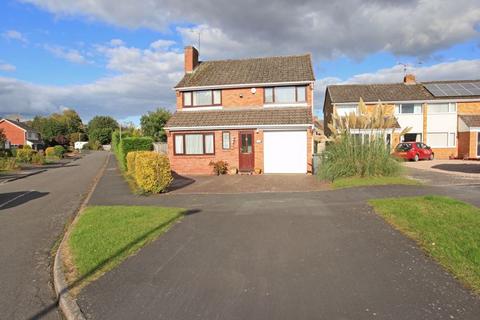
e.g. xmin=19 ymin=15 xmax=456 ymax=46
xmin=395 ymin=143 xmax=412 ymax=152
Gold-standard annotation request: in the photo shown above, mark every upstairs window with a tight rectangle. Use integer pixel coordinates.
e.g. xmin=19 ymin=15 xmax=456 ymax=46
xmin=264 ymin=86 xmax=307 ymax=104
xmin=395 ymin=103 xmax=422 ymax=114
xmin=335 ymin=104 xmax=357 ymax=116
xmin=183 ymin=90 xmax=221 ymax=107
xmin=428 ymin=103 xmax=456 ymax=113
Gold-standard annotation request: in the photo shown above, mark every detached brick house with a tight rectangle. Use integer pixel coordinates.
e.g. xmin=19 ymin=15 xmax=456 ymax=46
xmin=165 ymin=46 xmax=315 ymax=174
xmin=0 ymin=118 xmax=43 ymax=150
xmin=324 ymin=76 xmax=480 ymax=159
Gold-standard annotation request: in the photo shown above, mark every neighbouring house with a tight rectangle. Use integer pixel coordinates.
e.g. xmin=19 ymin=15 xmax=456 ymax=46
xmin=0 ymin=118 xmax=44 ymax=150
xmin=164 ymin=46 xmax=315 ymax=174
xmin=323 ymin=75 xmax=480 ymax=159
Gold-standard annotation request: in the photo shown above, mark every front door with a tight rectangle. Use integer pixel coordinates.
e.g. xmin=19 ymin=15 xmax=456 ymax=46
xmin=239 ymin=131 xmax=254 ymax=171
xmin=477 ymin=133 xmax=480 ymax=157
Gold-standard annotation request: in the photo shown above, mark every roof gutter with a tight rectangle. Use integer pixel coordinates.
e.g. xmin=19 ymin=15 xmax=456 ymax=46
xmin=175 ymin=80 xmax=315 ymax=91
xmin=332 ymin=97 xmax=480 ymax=105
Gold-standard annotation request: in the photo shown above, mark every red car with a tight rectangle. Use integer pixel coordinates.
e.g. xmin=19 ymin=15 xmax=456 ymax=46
xmin=393 ymin=142 xmax=434 ymax=161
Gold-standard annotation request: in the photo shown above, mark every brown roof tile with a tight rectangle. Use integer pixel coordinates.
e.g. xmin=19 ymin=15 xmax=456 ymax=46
xmin=165 ymin=108 xmax=313 ymax=128
xmin=327 ymin=83 xmax=433 ymax=103
xmin=459 ymin=114 xmax=480 ymax=128
xmin=175 ymin=54 xmax=315 ymax=88
xmin=327 ymin=79 xmax=480 ymax=103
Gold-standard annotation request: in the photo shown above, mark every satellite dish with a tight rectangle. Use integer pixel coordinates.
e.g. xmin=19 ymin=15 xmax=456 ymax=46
xmin=251 ymin=88 xmax=256 ymax=94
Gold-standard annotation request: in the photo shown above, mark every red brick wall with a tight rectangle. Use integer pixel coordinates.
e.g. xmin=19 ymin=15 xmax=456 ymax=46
xmin=176 ymin=84 xmax=313 ymax=111
xmin=458 ymin=132 xmax=471 ymax=159
xmin=432 ymin=147 xmax=457 ymax=160
xmin=167 ymin=130 xmax=242 ymax=175
xmin=167 ymin=128 xmax=315 ymax=175
xmin=0 ymin=120 xmax=26 ymax=145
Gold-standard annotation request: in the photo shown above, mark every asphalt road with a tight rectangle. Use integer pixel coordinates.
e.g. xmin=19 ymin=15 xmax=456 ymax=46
xmin=77 ymin=156 xmax=480 ymax=320
xmin=0 ymin=151 xmax=108 ymax=320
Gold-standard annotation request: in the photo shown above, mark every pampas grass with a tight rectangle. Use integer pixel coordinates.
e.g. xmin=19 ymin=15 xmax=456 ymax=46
xmin=319 ymin=98 xmax=410 ymax=181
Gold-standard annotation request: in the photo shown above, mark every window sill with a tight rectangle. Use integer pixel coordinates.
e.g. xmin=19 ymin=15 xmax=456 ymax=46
xmin=182 ymin=106 xmax=223 ymax=111
xmin=263 ymin=103 xmax=308 ymax=108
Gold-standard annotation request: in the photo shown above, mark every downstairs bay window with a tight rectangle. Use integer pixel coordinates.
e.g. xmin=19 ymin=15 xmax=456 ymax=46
xmin=174 ymin=133 xmax=215 ymax=155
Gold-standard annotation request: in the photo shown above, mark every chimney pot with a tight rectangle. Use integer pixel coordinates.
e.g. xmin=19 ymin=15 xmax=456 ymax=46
xmin=184 ymin=46 xmax=199 ymax=73
xmin=404 ymin=74 xmax=416 ymax=85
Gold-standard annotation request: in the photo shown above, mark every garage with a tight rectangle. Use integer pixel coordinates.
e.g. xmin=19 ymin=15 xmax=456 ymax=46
xmin=264 ymin=130 xmax=307 ymax=173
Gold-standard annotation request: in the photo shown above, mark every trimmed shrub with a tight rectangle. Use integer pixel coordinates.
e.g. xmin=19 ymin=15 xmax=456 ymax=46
xmin=53 ymin=145 xmax=65 ymax=157
xmin=31 ymin=153 xmax=46 ymax=165
xmin=134 ymin=152 xmax=172 ymax=193
xmin=46 ymin=146 xmax=65 ymax=158
xmin=117 ymin=137 xmax=153 ymax=171
xmin=45 ymin=147 xmax=55 ymax=158
xmin=126 ymin=151 xmax=149 ymax=176
xmin=111 ymin=130 xmax=121 ymax=155
xmin=16 ymin=148 xmax=35 ymax=163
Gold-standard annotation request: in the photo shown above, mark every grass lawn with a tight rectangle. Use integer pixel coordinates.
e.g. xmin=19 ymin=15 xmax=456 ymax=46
xmin=332 ymin=176 xmax=420 ymax=189
xmin=67 ymin=205 xmax=184 ymax=288
xmin=369 ymin=195 xmax=480 ymax=293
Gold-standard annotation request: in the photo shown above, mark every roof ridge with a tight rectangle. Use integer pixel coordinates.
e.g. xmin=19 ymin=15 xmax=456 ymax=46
xmin=202 ymin=53 xmax=311 ymax=64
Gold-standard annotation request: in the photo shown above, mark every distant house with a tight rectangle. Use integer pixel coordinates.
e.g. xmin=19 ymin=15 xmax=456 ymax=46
xmin=164 ymin=46 xmax=315 ymax=174
xmin=0 ymin=118 xmax=44 ymax=150
xmin=323 ymin=75 xmax=480 ymax=159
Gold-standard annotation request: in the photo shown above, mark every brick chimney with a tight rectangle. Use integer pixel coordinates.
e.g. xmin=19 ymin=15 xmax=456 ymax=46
xmin=184 ymin=46 xmax=199 ymax=73
xmin=403 ymin=73 xmax=416 ymax=85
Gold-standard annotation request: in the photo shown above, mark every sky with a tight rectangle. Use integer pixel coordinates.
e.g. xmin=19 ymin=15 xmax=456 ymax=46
xmin=0 ymin=0 xmax=479 ymax=124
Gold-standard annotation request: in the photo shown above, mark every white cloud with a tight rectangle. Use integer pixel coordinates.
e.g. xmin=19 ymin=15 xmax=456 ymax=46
xmin=0 ymin=39 xmax=184 ymax=120
xmin=2 ymin=30 xmax=28 ymax=44
xmin=345 ymin=60 xmax=480 ymax=84
xmin=44 ymin=44 xmax=89 ymax=64
xmin=0 ymin=63 xmax=16 ymax=72
xmin=21 ymin=0 xmax=480 ymax=59
xmin=109 ymin=38 xmax=125 ymax=47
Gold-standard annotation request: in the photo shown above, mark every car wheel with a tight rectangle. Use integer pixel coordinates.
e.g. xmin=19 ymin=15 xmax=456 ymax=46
xmin=429 ymin=153 xmax=434 ymax=160
xmin=414 ymin=154 xmax=419 ymax=162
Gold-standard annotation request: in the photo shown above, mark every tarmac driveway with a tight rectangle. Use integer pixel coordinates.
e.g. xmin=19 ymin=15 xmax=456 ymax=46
xmin=77 ymin=160 xmax=480 ymax=320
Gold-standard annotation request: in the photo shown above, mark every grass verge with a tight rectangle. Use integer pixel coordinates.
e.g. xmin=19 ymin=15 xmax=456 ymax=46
xmin=332 ymin=175 xmax=420 ymax=189
xmin=369 ymin=195 xmax=480 ymax=293
xmin=67 ymin=205 xmax=184 ymax=289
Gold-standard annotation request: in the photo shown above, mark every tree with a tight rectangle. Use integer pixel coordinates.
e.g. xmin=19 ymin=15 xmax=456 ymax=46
xmin=88 ymin=116 xmax=118 ymax=144
xmin=140 ymin=108 xmax=171 ymax=142
xmin=29 ymin=109 xmax=85 ymax=146
xmin=57 ymin=109 xmax=84 ymax=135
xmin=0 ymin=128 xmax=6 ymax=150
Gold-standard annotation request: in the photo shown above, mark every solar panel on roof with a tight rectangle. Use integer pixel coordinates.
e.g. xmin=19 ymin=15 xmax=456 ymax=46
xmin=424 ymin=82 xmax=480 ymax=97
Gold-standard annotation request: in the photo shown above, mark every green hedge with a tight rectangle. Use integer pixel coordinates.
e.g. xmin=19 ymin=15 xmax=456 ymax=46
xmin=117 ymin=137 xmax=153 ymax=170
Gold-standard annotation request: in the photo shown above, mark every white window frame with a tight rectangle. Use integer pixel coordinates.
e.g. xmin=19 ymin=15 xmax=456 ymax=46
xmin=222 ymin=131 xmax=230 ymax=149
xmin=427 ymin=102 xmax=457 ymax=114
xmin=426 ymin=132 xmax=456 ymax=148
xmin=395 ymin=103 xmax=422 ymax=115
xmin=335 ymin=104 xmax=358 ymax=116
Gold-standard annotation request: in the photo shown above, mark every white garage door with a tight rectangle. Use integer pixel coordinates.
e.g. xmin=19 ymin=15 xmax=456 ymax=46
xmin=264 ymin=130 xmax=307 ymax=173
